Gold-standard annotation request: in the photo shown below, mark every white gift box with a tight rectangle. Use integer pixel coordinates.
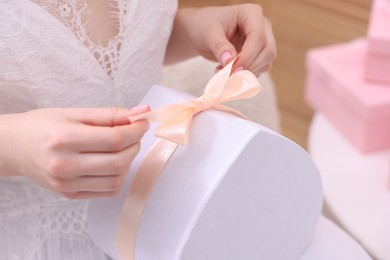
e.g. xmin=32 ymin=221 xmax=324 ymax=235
xmin=87 ymin=85 xmax=323 ymax=260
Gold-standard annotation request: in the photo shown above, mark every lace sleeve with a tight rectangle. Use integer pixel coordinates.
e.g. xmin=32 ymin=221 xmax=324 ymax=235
xmin=0 ymin=38 xmax=38 ymax=114
xmin=0 ymin=1 xmax=27 ymax=37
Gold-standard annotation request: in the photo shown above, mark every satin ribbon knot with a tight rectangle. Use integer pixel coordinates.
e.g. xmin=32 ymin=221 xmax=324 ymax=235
xmin=193 ymin=95 xmax=217 ymax=114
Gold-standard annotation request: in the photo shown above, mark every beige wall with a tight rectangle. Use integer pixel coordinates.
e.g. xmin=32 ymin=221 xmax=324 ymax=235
xmin=180 ymin=0 xmax=372 ymax=149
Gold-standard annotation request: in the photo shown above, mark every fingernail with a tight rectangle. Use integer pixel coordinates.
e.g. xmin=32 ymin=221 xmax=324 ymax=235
xmin=233 ymin=66 xmax=244 ymax=73
xmin=128 ymin=105 xmax=149 ymax=123
xmin=215 ymin=64 xmax=223 ymax=73
xmin=220 ymin=51 xmax=232 ymax=65
xmin=130 ymin=104 xmax=149 ymax=111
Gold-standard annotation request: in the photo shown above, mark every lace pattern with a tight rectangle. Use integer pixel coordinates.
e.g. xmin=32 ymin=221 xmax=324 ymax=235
xmin=30 ymin=0 xmax=124 ymax=77
xmin=0 ymin=0 xmax=178 ymax=259
xmin=0 ymin=177 xmax=108 ymax=260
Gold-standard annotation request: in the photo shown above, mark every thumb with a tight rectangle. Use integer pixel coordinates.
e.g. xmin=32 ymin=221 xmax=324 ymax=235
xmin=208 ymin=27 xmax=238 ymax=66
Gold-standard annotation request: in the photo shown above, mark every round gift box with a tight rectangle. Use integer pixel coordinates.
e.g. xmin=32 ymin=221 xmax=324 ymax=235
xmin=87 ymin=85 xmax=323 ymax=260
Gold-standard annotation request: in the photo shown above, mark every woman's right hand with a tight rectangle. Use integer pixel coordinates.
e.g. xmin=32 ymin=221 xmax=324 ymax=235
xmin=0 ymin=106 xmax=150 ymax=199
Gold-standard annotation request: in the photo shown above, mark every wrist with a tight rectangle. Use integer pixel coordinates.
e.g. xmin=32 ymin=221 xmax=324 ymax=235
xmin=165 ymin=8 xmax=198 ymax=64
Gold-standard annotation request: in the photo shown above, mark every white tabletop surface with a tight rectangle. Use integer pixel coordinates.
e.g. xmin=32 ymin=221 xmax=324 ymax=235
xmin=308 ymin=113 xmax=390 ymax=260
xmin=300 ymin=216 xmax=372 ymax=260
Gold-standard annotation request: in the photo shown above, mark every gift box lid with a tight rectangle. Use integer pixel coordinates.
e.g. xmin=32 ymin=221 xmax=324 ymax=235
xmin=368 ymin=0 xmax=390 ymax=57
xmin=306 ymin=39 xmax=390 ymax=121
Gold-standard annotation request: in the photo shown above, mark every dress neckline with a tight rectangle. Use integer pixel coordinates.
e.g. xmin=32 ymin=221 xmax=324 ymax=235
xmin=27 ymin=0 xmax=140 ymax=78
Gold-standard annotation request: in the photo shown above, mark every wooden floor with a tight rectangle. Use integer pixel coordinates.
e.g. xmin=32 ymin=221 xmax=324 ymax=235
xmin=180 ymin=0 xmax=372 ymax=149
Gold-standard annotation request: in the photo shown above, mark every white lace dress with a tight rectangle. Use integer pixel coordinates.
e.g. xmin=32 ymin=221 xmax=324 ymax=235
xmin=0 ymin=0 xmax=177 ymax=259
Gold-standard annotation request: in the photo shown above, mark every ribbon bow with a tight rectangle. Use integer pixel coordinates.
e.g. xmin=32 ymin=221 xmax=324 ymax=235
xmin=129 ymin=57 xmax=261 ymax=145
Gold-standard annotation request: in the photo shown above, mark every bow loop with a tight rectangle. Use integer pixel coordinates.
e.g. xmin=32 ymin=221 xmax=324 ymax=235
xmin=129 ymin=57 xmax=261 ymax=145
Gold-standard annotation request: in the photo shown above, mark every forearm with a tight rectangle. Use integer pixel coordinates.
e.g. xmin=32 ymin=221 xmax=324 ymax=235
xmin=0 ymin=114 xmax=19 ymax=176
xmin=164 ymin=8 xmax=199 ymax=65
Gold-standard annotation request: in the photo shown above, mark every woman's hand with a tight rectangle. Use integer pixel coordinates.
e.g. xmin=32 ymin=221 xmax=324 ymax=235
xmin=0 ymin=106 xmax=150 ymax=199
xmin=166 ymin=3 xmax=276 ymax=76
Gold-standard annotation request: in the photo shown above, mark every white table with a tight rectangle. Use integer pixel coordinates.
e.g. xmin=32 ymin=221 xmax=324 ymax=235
xmin=308 ymin=113 xmax=390 ymax=260
xmin=299 ymin=216 xmax=371 ymax=260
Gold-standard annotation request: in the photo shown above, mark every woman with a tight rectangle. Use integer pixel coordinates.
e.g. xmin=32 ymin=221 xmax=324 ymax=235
xmin=0 ymin=0 xmax=276 ymax=259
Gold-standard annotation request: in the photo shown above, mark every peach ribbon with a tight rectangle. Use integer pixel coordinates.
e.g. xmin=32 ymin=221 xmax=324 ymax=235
xmin=117 ymin=57 xmax=261 ymax=260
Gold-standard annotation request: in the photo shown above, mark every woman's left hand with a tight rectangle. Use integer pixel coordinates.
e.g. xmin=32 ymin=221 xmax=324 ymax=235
xmin=166 ymin=4 xmax=277 ymax=76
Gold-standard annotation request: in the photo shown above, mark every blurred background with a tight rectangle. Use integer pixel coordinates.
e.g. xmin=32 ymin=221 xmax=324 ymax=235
xmin=179 ymin=0 xmax=372 ymax=150
xmin=167 ymin=2 xmax=390 ymax=259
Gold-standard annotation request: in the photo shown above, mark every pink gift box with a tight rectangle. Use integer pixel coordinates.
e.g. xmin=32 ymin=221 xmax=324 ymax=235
xmin=305 ymin=39 xmax=390 ymax=153
xmin=366 ymin=0 xmax=390 ymax=84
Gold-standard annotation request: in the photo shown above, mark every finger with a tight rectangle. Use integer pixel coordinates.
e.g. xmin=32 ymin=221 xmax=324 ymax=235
xmin=60 ymin=191 xmax=121 ymax=200
xmin=70 ymin=105 xmax=150 ymax=127
xmin=259 ymin=63 xmax=273 ymax=74
xmin=246 ymin=57 xmax=273 ymax=77
xmin=215 ymin=64 xmax=223 ymax=73
xmin=235 ymin=5 xmax=267 ymax=70
xmin=55 ymin=174 xmax=127 ymax=193
xmin=244 ymin=20 xmax=277 ymax=76
xmin=49 ymin=142 xmax=140 ymax=179
xmin=57 ymin=120 xmax=149 ymax=152
xmin=263 ymin=17 xmax=277 ymax=63
xmin=206 ymin=24 xmax=238 ymax=66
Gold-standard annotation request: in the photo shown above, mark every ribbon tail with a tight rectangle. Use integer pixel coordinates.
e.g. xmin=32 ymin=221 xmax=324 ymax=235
xmin=117 ymin=139 xmax=179 ymax=260
xmin=129 ymin=103 xmax=192 ymax=123
xmin=213 ymin=104 xmax=249 ymax=120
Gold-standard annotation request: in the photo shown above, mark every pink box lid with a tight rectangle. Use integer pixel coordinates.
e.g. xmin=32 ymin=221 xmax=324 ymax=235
xmin=368 ymin=0 xmax=390 ymax=56
xmin=306 ymin=39 xmax=390 ymax=120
